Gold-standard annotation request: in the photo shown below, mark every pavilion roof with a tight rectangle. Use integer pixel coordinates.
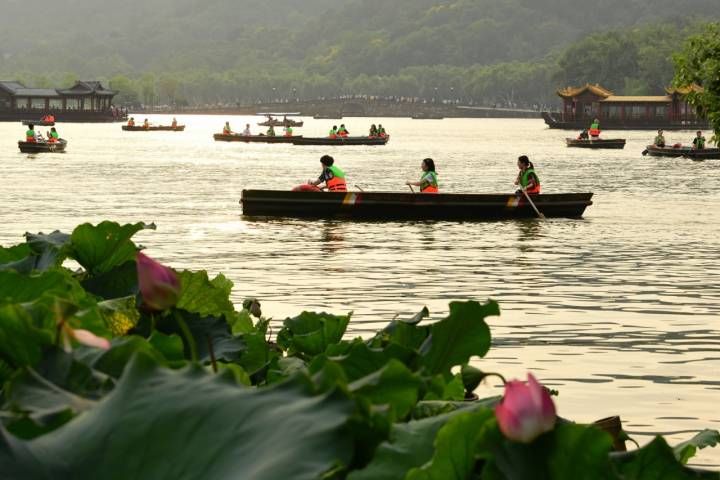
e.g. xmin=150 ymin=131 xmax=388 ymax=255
xmin=557 ymin=84 xmax=614 ymax=99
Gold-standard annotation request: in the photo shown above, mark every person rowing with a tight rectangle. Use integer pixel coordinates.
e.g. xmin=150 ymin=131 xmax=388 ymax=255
xmin=589 ymin=118 xmax=600 ymax=138
xmin=267 ymin=125 xmax=276 ymax=136
xmin=338 ymin=124 xmax=349 ymax=137
xmin=171 ymin=117 xmax=178 ymax=128
xmin=25 ymin=124 xmax=36 ymax=143
xmin=692 ymin=131 xmax=706 ymax=150
xmin=307 ymin=155 xmax=347 ymax=192
xmin=577 ymin=129 xmax=589 ymax=140
xmin=654 ymin=129 xmax=666 ymax=148
xmin=406 ymin=158 xmax=439 ymax=193
xmin=328 ymin=125 xmax=338 ymax=139
xmin=47 ymin=127 xmax=59 ymax=143
xmin=284 ymin=125 xmax=294 ymax=137
xmin=242 ymin=124 xmax=251 ymax=136
xmin=515 ymin=155 xmax=540 ymax=195
xmin=223 ymin=121 xmax=232 ymax=135
xmin=127 ymin=117 xmax=135 ymax=127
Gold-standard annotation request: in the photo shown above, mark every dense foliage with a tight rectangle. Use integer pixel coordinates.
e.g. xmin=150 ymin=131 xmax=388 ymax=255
xmin=0 ymin=0 xmax=717 ymax=106
xmin=1 ymin=221 xmax=719 ymax=479
xmin=673 ymin=23 xmax=720 ymax=139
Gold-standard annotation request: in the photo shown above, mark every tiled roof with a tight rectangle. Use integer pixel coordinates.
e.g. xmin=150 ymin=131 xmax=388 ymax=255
xmin=666 ymin=84 xmax=704 ymax=95
xmin=557 ymin=84 xmax=614 ymax=98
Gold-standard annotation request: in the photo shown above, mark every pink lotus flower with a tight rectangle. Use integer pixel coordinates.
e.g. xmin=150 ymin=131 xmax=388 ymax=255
xmin=495 ymin=373 xmax=557 ymax=443
xmin=70 ymin=329 xmax=111 ymax=350
xmin=137 ymin=251 xmax=181 ymax=311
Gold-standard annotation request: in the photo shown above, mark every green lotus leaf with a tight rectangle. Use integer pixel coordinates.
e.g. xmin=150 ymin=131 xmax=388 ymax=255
xmin=68 ymin=222 xmax=154 ymax=276
xmin=175 ymin=270 xmax=235 ymax=318
xmin=349 ymin=359 xmax=422 ymax=421
xmin=0 ymin=353 xmax=355 ymax=480
xmin=279 ymin=311 xmax=351 ymax=357
xmin=419 ymin=300 xmax=497 ymax=375
xmin=674 ymin=430 xmax=720 ymax=464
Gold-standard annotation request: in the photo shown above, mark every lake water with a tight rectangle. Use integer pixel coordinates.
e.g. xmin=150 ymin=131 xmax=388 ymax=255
xmin=1 ymin=116 xmax=719 ymax=467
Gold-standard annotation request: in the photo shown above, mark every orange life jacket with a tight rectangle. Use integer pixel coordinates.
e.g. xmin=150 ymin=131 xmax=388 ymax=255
xmin=326 ymin=165 xmax=347 ymax=192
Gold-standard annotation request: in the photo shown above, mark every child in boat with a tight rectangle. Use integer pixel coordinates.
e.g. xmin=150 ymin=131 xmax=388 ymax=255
xmin=692 ymin=131 xmax=706 ymax=150
xmin=406 ymin=158 xmax=439 ymax=193
xmin=308 ymin=155 xmax=347 ymax=192
xmin=515 ymin=155 xmax=541 ymax=195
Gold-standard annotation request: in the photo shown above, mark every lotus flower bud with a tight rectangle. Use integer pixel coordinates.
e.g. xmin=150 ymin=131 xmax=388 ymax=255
xmin=72 ymin=329 xmax=111 ymax=350
xmin=137 ymin=252 xmax=181 ymax=311
xmin=495 ymin=373 xmax=557 ymax=443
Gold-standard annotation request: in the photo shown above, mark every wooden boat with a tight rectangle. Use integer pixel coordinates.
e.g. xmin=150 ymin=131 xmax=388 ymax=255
xmin=213 ymin=134 xmax=299 ymax=143
xmin=411 ymin=113 xmax=444 ymax=120
xmin=257 ymin=118 xmax=304 ymax=127
xmin=18 ymin=139 xmax=67 ymax=153
xmin=22 ymin=119 xmax=55 ymax=126
xmin=643 ymin=144 xmax=720 ymax=160
xmin=291 ymin=136 xmax=390 ymax=146
xmin=121 ymin=125 xmax=185 ymax=131
xmin=313 ymin=114 xmax=343 ymax=119
xmin=240 ymin=190 xmax=593 ymax=220
xmin=566 ymin=138 xmax=626 ymax=149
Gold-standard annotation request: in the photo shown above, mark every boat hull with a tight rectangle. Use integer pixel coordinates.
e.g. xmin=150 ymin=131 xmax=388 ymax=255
xmin=291 ymin=136 xmax=389 ymax=146
xmin=566 ymin=138 xmax=626 ymax=149
xmin=645 ymin=145 xmax=720 ymax=159
xmin=22 ymin=120 xmax=55 ymax=126
xmin=18 ymin=139 xmax=67 ymax=153
xmin=213 ymin=134 xmax=298 ymax=143
xmin=121 ymin=125 xmax=185 ymax=131
xmin=257 ymin=120 xmax=304 ymax=127
xmin=240 ymin=190 xmax=593 ymax=220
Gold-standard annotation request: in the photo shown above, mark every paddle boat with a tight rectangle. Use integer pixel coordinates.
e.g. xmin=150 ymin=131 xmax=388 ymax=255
xmin=291 ymin=136 xmax=390 ymax=146
xmin=122 ymin=125 xmax=185 ymax=131
xmin=643 ymin=144 xmax=720 ymax=160
xmin=213 ymin=133 xmax=299 ymax=143
xmin=18 ymin=139 xmax=67 ymax=153
xmin=240 ymin=189 xmax=593 ymax=220
xmin=566 ymin=138 xmax=626 ymax=149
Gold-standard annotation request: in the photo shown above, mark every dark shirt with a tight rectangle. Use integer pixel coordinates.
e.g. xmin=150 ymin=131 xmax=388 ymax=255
xmin=318 ymin=167 xmax=335 ymax=183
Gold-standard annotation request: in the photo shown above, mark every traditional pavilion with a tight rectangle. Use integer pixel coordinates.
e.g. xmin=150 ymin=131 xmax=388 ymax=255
xmin=0 ymin=80 xmax=123 ymax=122
xmin=556 ymin=83 xmax=703 ymax=126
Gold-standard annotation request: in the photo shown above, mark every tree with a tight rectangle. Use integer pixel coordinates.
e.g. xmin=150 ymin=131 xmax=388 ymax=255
xmin=673 ymin=22 xmax=720 ymax=139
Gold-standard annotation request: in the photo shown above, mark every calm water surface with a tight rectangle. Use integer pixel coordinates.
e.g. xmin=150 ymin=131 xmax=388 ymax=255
xmin=1 ymin=116 xmax=719 ymax=466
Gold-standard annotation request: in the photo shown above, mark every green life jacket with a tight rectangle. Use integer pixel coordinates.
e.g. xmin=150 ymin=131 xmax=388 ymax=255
xmin=267 ymin=127 xmax=275 ymax=136
xmin=654 ymin=135 xmax=665 ymax=146
xmin=590 ymin=122 xmax=599 ymax=130
xmin=520 ymin=168 xmax=539 ymax=188
xmin=26 ymin=129 xmax=34 ymax=138
xmin=328 ymin=165 xmax=345 ymax=179
xmin=420 ymin=171 xmax=438 ymax=191
xmin=694 ymin=136 xmax=705 ymax=149
xmin=329 ymin=128 xmax=337 ymax=136
xmin=51 ymin=131 xmax=59 ymax=139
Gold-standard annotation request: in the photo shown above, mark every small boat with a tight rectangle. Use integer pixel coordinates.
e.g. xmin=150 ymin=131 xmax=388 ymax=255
xmin=18 ymin=139 xmax=67 ymax=153
xmin=411 ymin=113 xmax=444 ymax=120
xmin=291 ymin=136 xmax=390 ymax=146
xmin=313 ymin=114 xmax=343 ymax=120
xmin=643 ymin=144 xmax=720 ymax=160
xmin=213 ymin=134 xmax=299 ymax=143
xmin=565 ymin=138 xmax=626 ymax=149
xmin=240 ymin=190 xmax=593 ymax=220
xmin=22 ymin=119 xmax=55 ymax=126
xmin=121 ymin=125 xmax=185 ymax=131
xmin=257 ymin=117 xmax=304 ymax=127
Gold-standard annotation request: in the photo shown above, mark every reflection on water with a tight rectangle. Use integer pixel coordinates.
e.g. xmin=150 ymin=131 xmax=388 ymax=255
xmin=1 ymin=116 xmax=719 ymax=466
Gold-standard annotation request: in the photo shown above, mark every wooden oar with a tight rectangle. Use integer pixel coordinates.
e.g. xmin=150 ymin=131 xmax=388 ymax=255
xmin=641 ymin=149 xmax=648 ymax=156
xmin=354 ymin=184 xmax=365 ymax=192
xmin=407 ymin=184 xmax=415 ymax=193
xmin=521 ymin=189 xmax=545 ymax=219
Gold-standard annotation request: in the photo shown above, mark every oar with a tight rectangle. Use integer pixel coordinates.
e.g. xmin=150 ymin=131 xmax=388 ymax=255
xmin=407 ymin=184 xmax=415 ymax=193
xmin=521 ymin=189 xmax=545 ymax=219
xmin=641 ymin=149 xmax=648 ymax=156
xmin=354 ymin=184 xmax=365 ymax=192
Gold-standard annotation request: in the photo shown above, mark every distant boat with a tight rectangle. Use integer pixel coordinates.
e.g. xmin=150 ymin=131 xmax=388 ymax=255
xmin=313 ymin=114 xmax=343 ymax=120
xmin=565 ymin=138 xmax=626 ymax=149
xmin=411 ymin=113 xmax=444 ymax=120
xmin=213 ymin=133 xmax=298 ymax=143
xmin=241 ymin=190 xmax=594 ymax=220
xmin=18 ymin=139 xmax=67 ymax=153
xmin=643 ymin=144 xmax=720 ymax=160
xmin=122 ymin=125 xmax=185 ymax=131
xmin=257 ymin=117 xmax=304 ymax=127
xmin=22 ymin=119 xmax=55 ymax=126
xmin=291 ymin=136 xmax=389 ymax=146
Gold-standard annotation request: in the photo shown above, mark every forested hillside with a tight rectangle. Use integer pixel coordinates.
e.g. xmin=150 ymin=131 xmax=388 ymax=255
xmin=0 ymin=0 xmax=717 ymax=106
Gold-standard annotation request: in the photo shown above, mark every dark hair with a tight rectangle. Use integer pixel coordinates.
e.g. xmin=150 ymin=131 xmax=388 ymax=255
xmin=332 ymin=125 xmax=337 ymax=129
xmin=320 ymin=155 xmax=334 ymax=166
xmin=422 ymin=158 xmax=436 ymax=172
xmin=28 ymin=124 xmax=34 ymax=129
xmin=518 ymin=155 xmax=534 ymax=169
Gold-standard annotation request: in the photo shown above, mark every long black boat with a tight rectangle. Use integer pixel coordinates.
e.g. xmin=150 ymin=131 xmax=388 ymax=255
xmin=22 ymin=119 xmax=55 ymax=126
xmin=257 ymin=118 xmax=304 ymax=127
xmin=213 ymin=133 xmax=299 ymax=143
xmin=240 ymin=190 xmax=593 ymax=220
xmin=643 ymin=145 xmax=720 ymax=160
xmin=566 ymin=138 xmax=626 ymax=149
xmin=122 ymin=125 xmax=185 ymax=131
xmin=291 ymin=136 xmax=390 ymax=146
xmin=18 ymin=139 xmax=67 ymax=153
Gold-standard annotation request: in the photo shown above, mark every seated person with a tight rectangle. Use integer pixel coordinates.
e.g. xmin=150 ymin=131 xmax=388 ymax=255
xmin=578 ymin=129 xmax=589 ymax=140
xmin=654 ymin=129 xmax=665 ymax=148
xmin=692 ymin=131 xmax=706 ymax=150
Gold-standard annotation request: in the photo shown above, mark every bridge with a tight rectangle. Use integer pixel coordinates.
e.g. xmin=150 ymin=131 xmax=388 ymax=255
xmin=166 ymin=98 xmax=541 ymax=119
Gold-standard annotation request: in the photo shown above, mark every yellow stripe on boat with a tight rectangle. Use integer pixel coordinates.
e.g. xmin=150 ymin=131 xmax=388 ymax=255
xmin=506 ymin=196 xmax=520 ymax=208
xmin=343 ymin=193 xmax=357 ymax=205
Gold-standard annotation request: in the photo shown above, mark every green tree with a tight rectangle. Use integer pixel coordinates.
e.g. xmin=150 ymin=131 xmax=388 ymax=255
xmin=673 ymin=22 xmax=720 ymax=139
